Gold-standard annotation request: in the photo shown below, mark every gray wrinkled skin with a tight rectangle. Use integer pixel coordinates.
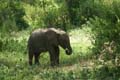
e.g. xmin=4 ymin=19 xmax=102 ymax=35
xmin=28 ymin=28 xmax=72 ymax=66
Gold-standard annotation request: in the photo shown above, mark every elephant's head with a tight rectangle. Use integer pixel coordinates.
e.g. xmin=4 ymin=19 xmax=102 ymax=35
xmin=57 ymin=31 xmax=72 ymax=55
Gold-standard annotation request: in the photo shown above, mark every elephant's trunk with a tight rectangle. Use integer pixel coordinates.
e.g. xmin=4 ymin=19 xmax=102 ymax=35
xmin=65 ymin=46 xmax=72 ymax=55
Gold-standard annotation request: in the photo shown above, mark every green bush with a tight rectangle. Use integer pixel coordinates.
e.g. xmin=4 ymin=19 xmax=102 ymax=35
xmin=87 ymin=16 xmax=120 ymax=64
xmin=66 ymin=0 xmax=95 ymax=26
xmin=0 ymin=30 xmax=28 ymax=53
xmin=73 ymin=0 xmax=120 ymax=66
xmin=0 ymin=36 xmax=27 ymax=53
xmin=0 ymin=0 xmax=29 ymax=32
xmin=24 ymin=0 xmax=71 ymax=31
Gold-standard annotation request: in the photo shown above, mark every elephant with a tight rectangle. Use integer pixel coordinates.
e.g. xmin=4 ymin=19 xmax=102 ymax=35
xmin=27 ymin=28 xmax=72 ymax=66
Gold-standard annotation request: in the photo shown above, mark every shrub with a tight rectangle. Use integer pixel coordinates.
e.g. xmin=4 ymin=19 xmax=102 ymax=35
xmin=0 ymin=0 xmax=29 ymax=32
xmin=24 ymin=0 xmax=71 ymax=31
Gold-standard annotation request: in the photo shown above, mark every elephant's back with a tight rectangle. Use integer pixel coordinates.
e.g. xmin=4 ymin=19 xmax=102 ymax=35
xmin=27 ymin=28 xmax=65 ymax=52
xmin=28 ymin=29 xmax=48 ymax=51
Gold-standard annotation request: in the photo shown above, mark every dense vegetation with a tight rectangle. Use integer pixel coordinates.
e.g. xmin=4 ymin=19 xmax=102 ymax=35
xmin=0 ymin=0 xmax=120 ymax=80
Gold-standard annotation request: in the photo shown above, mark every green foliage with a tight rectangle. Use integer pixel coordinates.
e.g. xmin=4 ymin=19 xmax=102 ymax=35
xmin=84 ymin=16 xmax=120 ymax=65
xmin=66 ymin=0 xmax=120 ymax=27
xmin=0 ymin=60 xmax=120 ymax=80
xmin=86 ymin=0 xmax=120 ymax=63
xmin=66 ymin=0 xmax=95 ymax=26
xmin=24 ymin=0 xmax=71 ymax=31
xmin=0 ymin=31 xmax=28 ymax=53
xmin=1 ymin=37 xmax=27 ymax=53
xmin=0 ymin=0 xmax=28 ymax=32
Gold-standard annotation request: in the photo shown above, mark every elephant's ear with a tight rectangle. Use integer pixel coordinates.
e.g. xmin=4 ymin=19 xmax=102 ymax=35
xmin=56 ymin=32 xmax=61 ymax=40
xmin=56 ymin=31 xmax=65 ymax=44
xmin=55 ymin=29 xmax=67 ymax=44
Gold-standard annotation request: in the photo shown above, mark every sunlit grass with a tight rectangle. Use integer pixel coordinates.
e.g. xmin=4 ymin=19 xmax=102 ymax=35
xmin=70 ymin=27 xmax=93 ymax=56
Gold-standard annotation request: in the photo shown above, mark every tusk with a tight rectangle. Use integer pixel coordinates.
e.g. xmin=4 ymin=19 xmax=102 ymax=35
xmin=65 ymin=48 xmax=68 ymax=51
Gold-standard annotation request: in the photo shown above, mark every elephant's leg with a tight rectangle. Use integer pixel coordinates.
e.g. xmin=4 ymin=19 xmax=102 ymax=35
xmin=49 ymin=46 xmax=59 ymax=66
xmin=49 ymin=47 xmax=56 ymax=66
xmin=29 ymin=51 xmax=33 ymax=65
xmin=34 ymin=53 xmax=40 ymax=65
xmin=54 ymin=46 xmax=60 ymax=65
